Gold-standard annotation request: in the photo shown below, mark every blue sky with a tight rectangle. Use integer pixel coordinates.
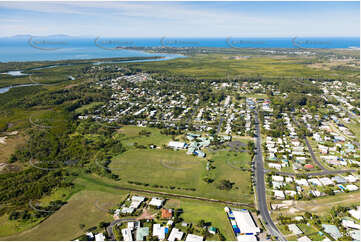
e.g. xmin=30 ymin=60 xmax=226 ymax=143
xmin=0 ymin=1 xmax=359 ymax=37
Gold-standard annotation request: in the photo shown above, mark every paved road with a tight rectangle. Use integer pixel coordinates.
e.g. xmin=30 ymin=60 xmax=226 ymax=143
xmin=291 ymin=116 xmax=327 ymax=171
xmin=292 ymin=115 xmax=357 ymax=175
xmin=303 ymin=136 xmax=326 ymax=170
xmin=217 ymin=117 xmax=224 ymax=134
xmin=254 ymin=111 xmax=286 ymax=241
xmin=265 ymin=169 xmax=356 ymax=177
xmin=106 ymin=218 xmax=137 ymax=240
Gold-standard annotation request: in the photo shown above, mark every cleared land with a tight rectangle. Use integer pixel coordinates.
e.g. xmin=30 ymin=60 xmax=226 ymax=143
xmin=165 ymin=198 xmax=236 ymax=240
xmin=0 ymin=190 xmax=125 ymax=241
xmin=109 ymin=147 xmax=253 ymax=203
xmin=271 ymin=191 xmax=360 ymax=216
xmin=0 ymin=134 xmax=26 ymax=164
xmin=0 ymin=174 xmax=240 ymax=241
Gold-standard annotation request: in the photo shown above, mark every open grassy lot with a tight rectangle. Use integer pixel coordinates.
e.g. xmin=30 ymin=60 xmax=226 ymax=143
xmin=74 ymin=102 xmax=104 ymax=114
xmin=0 ymin=190 xmax=125 ymax=241
xmin=0 ymin=172 xmax=244 ymax=240
xmin=344 ymin=120 xmax=360 ymax=140
xmin=0 ymin=185 xmax=81 ymax=238
xmin=118 ymin=125 xmax=172 ymax=147
xmin=0 ymin=214 xmax=40 ymax=238
xmin=165 ymin=198 xmax=236 ymax=240
xmin=110 ymin=148 xmax=204 ymax=187
xmin=271 ymin=191 xmax=360 ymax=217
xmin=108 ymin=147 xmax=253 ymax=203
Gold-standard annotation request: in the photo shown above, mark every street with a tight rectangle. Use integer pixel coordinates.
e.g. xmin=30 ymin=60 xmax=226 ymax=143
xmin=254 ymin=110 xmax=286 ymax=241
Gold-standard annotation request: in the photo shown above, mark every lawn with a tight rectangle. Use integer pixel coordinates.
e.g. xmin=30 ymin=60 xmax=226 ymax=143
xmin=110 ymin=148 xmax=204 ymax=187
xmin=344 ymin=120 xmax=360 ymax=140
xmin=0 ymin=172 xmax=250 ymax=241
xmin=298 ymin=224 xmax=325 ymax=241
xmin=108 ymin=148 xmax=254 ymax=203
xmin=118 ymin=125 xmax=172 ymax=147
xmin=165 ymin=198 xmax=236 ymax=240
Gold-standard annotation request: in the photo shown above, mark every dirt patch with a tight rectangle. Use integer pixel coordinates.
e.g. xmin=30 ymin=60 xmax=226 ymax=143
xmin=0 ymin=134 xmax=26 ymax=163
xmin=137 ymin=208 xmax=156 ymax=220
xmin=227 ymin=141 xmax=247 ymax=152
xmin=64 ymin=84 xmax=78 ymax=89
xmin=165 ymin=199 xmax=181 ymax=209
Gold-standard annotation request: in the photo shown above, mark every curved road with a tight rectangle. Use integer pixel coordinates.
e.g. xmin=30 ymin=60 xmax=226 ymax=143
xmin=255 ymin=111 xmax=357 ymax=241
xmin=106 ymin=218 xmax=137 ymax=240
xmin=254 ymin=111 xmax=286 ymax=241
xmin=292 ymin=115 xmax=357 ymax=175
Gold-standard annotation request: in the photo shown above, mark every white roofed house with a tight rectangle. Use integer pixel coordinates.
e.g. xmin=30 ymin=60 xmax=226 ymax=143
xmin=344 ymin=175 xmax=358 ymax=183
xmin=153 ymin=224 xmax=166 ymax=240
xmin=149 ymin=197 xmax=164 ymax=208
xmin=274 ymin=190 xmax=285 ymax=199
xmin=95 ymin=233 xmax=106 ymax=242
xmin=168 ymin=141 xmax=187 ymax=150
xmin=232 ymin=209 xmax=261 ymax=235
xmin=295 ymin=179 xmax=309 ymax=187
xmin=272 ymin=175 xmax=284 ymax=182
xmin=237 ymin=235 xmax=258 ymax=241
xmin=272 ymin=181 xmax=286 ymax=189
xmin=342 ymin=219 xmax=360 ymax=230
xmin=348 ymin=206 xmax=360 ymax=220
xmin=168 ymin=228 xmax=183 ymax=241
xmin=346 ymin=184 xmax=359 ymax=191
xmin=319 ymin=177 xmax=334 ymax=186
xmin=122 ymin=228 xmax=133 ymax=241
xmin=185 ymin=234 xmax=203 ymax=241
xmin=268 ymin=163 xmax=282 ymax=170
xmin=307 ymin=178 xmax=322 ymax=186
xmin=130 ymin=195 xmax=145 ymax=209
xmin=288 ymin=224 xmax=303 ymax=235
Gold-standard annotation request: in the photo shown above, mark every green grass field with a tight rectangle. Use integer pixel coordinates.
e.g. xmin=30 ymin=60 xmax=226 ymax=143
xmin=75 ymin=102 xmax=105 ymax=114
xmin=0 ymin=172 xmax=242 ymax=240
xmin=165 ymin=198 xmax=236 ymax=240
xmin=118 ymin=125 xmax=173 ymax=147
xmin=0 ymin=190 xmax=125 ymax=241
xmin=108 ymin=147 xmax=253 ymax=203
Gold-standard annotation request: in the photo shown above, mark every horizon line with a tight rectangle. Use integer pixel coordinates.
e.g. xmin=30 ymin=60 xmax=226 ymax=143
xmin=2 ymin=35 xmax=360 ymax=38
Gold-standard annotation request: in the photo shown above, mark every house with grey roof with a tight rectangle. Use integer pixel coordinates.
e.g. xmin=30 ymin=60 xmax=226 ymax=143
xmin=322 ymin=224 xmax=342 ymax=240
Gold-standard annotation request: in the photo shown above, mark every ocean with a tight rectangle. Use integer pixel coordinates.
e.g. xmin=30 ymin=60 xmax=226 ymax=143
xmin=0 ymin=36 xmax=359 ymax=62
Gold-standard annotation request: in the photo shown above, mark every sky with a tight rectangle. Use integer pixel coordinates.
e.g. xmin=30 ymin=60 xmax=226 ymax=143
xmin=0 ymin=1 xmax=359 ymax=37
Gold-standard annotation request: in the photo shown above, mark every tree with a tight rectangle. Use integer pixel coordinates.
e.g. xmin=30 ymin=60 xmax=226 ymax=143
xmin=99 ymin=221 xmax=110 ymax=229
xmin=217 ymin=180 xmax=233 ymax=190
xmin=198 ymin=219 xmax=206 ymax=227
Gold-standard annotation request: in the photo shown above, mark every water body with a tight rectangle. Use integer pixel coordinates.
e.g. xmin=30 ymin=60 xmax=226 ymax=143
xmin=1 ymin=70 xmax=28 ymax=76
xmin=0 ymin=83 xmax=40 ymax=94
xmin=0 ymin=36 xmax=184 ymax=62
xmin=0 ymin=36 xmax=358 ymax=62
xmin=1 ymin=55 xmax=184 ymax=77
